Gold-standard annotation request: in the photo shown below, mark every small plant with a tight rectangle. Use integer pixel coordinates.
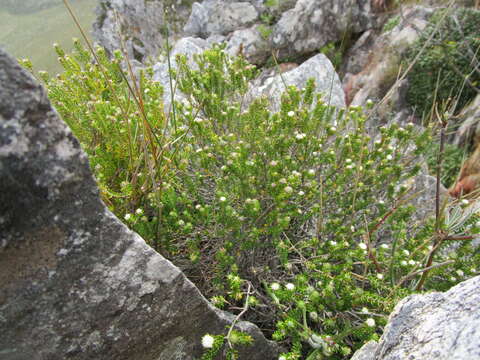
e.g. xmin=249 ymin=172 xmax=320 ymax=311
xmin=258 ymin=24 xmax=273 ymax=41
xmin=382 ymin=15 xmax=400 ymax=33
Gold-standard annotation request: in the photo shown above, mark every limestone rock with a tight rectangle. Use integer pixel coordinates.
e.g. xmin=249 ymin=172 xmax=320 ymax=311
xmin=93 ymin=0 xmax=193 ymax=62
xmin=184 ymin=0 xmax=259 ymax=38
xmin=246 ymin=53 xmax=345 ymax=112
xmin=152 ymin=37 xmax=210 ymax=110
xmin=225 ymin=25 xmax=270 ymax=65
xmin=271 ymin=0 xmax=375 ymax=60
xmin=352 ymin=275 xmax=480 ymax=360
xmin=453 ymin=94 xmax=480 ymax=148
xmin=345 ymin=6 xmax=433 ymax=111
xmin=0 ymin=48 xmax=278 ymax=360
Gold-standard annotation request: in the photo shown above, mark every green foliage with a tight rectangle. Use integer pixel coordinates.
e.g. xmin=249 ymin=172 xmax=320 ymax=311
xmin=31 ymin=40 xmax=175 ymax=250
xmin=426 ymin=142 xmax=466 ymax=188
xmin=37 ymin=43 xmax=480 ymax=359
xmin=404 ymin=8 xmax=480 ymax=116
xmin=199 ymin=331 xmax=253 ymax=360
xmin=319 ymin=42 xmax=344 ymax=70
xmin=382 ymin=15 xmax=400 ymax=33
xmin=258 ymin=24 xmax=273 ymax=40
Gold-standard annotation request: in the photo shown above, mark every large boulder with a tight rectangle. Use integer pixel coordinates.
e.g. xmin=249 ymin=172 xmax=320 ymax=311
xmin=152 ymin=37 xmax=210 ymax=110
xmin=344 ymin=6 xmax=434 ymax=112
xmin=246 ymin=53 xmax=345 ymax=111
xmin=0 ymin=48 xmax=278 ymax=360
xmin=453 ymin=94 xmax=480 ymax=148
xmin=184 ymin=0 xmax=259 ymax=38
xmin=271 ymin=0 xmax=376 ymax=60
xmin=351 ymin=275 xmax=480 ymax=360
xmin=93 ymin=0 xmax=193 ymax=62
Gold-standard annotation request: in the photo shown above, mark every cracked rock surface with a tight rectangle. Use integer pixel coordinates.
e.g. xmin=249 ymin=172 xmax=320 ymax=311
xmin=0 ymin=48 xmax=278 ymax=360
xmin=352 ymin=275 xmax=480 ymax=360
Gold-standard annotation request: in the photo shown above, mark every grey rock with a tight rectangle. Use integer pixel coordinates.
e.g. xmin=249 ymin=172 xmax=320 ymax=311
xmin=93 ymin=0 xmax=193 ymax=62
xmin=352 ymin=275 xmax=480 ymax=360
xmin=246 ymin=53 xmax=345 ymax=112
xmin=0 ymin=48 xmax=278 ymax=360
xmin=152 ymin=37 xmax=210 ymax=110
xmin=184 ymin=0 xmax=259 ymax=38
xmin=351 ymin=341 xmax=378 ymax=360
xmin=271 ymin=0 xmax=375 ymax=60
xmin=226 ymin=25 xmax=270 ymax=65
xmin=453 ymin=94 xmax=480 ymax=148
xmin=345 ymin=6 xmax=433 ymax=110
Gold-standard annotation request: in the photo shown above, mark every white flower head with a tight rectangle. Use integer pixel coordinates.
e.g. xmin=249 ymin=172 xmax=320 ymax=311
xmin=271 ymin=282 xmax=280 ymax=291
xmin=365 ymin=318 xmax=376 ymax=327
xmin=284 ymin=186 xmax=293 ymax=194
xmin=408 ymin=259 xmax=416 ymax=265
xmin=287 ymin=110 xmax=295 ymax=117
xmin=135 ymin=208 xmax=143 ymax=215
xmin=381 ymin=244 xmax=389 ymax=249
xmin=456 ymin=269 xmax=464 ymax=277
xmin=361 ymin=307 xmax=369 ymax=314
xmin=308 ymin=169 xmax=315 ymax=175
xmin=201 ymin=334 xmax=215 ymax=348
xmin=285 ymin=283 xmax=295 ymax=291
xmin=219 ymin=196 xmax=226 ymax=202
xmin=359 ymin=243 xmax=367 ymax=250
xmin=377 ymin=274 xmax=384 ymax=280
xmin=124 ymin=213 xmax=132 ymax=221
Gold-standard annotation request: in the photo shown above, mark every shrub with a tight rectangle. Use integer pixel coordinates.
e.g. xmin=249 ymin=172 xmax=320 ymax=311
xmin=34 ymin=43 xmax=480 ymax=359
xmin=404 ymin=8 xmax=480 ymax=117
xmin=426 ymin=142 xmax=466 ymax=189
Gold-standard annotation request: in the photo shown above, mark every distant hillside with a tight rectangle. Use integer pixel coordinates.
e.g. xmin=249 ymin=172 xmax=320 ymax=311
xmin=0 ymin=0 xmax=97 ymax=75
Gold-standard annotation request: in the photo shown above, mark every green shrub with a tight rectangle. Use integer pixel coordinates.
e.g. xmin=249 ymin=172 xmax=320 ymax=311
xmin=34 ymin=43 xmax=480 ymax=359
xmin=404 ymin=8 xmax=480 ymax=117
xmin=426 ymin=142 xmax=466 ymax=189
xmin=382 ymin=15 xmax=400 ymax=33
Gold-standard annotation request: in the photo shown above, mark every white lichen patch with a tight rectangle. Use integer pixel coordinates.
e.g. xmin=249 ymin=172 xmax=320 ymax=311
xmin=54 ymin=137 xmax=81 ymax=161
xmin=0 ymin=120 xmax=30 ymax=156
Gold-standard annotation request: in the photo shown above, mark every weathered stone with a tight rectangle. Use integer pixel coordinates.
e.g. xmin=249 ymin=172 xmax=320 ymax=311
xmin=93 ymin=0 xmax=193 ymax=62
xmin=345 ymin=6 xmax=433 ymax=111
xmin=152 ymin=37 xmax=210 ymax=110
xmin=225 ymin=25 xmax=270 ymax=65
xmin=271 ymin=0 xmax=376 ymax=60
xmin=453 ymin=94 xmax=480 ymax=148
xmin=184 ymin=0 xmax=259 ymax=38
xmin=246 ymin=53 xmax=345 ymax=112
xmin=352 ymin=275 xmax=480 ymax=360
xmin=0 ymin=49 xmax=278 ymax=360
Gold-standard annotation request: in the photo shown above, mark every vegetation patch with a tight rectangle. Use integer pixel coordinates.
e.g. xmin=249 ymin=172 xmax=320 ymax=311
xmin=28 ymin=42 xmax=480 ymax=359
xmin=404 ymin=7 xmax=480 ymax=117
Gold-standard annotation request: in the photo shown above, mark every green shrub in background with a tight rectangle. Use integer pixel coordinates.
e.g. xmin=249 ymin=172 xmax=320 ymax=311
xmin=426 ymin=142 xmax=466 ymax=189
xmin=29 ymin=43 xmax=480 ymax=359
xmin=404 ymin=7 xmax=480 ymax=117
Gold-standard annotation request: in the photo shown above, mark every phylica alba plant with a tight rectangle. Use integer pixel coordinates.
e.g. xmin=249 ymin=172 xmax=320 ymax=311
xmin=33 ymin=42 xmax=480 ymax=359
